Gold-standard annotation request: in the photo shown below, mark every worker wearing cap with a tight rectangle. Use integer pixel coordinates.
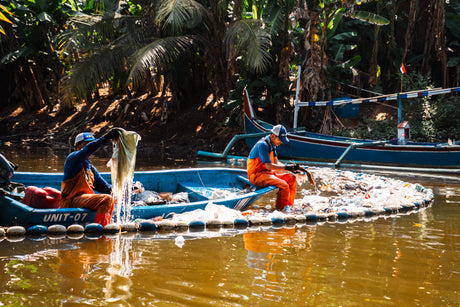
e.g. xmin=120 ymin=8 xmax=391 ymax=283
xmin=60 ymin=128 xmax=121 ymax=226
xmin=247 ymin=125 xmax=299 ymax=212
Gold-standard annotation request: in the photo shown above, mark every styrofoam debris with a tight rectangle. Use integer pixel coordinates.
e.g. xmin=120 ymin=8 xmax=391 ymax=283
xmin=167 ymin=167 xmax=434 ymax=222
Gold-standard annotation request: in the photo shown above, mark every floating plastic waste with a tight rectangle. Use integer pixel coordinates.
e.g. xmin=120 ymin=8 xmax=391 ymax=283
xmin=2 ymin=167 xmax=435 ymax=241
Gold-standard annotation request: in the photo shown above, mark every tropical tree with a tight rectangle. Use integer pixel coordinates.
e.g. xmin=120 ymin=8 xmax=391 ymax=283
xmin=58 ymin=0 xmax=274 ymax=117
xmin=0 ymin=2 xmax=13 ymax=35
xmin=0 ymin=0 xmax=72 ymax=110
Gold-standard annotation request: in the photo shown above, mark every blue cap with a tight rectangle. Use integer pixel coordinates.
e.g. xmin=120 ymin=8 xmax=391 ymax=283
xmin=271 ymin=125 xmax=289 ymax=143
xmin=74 ymin=132 xmax=95 ymax=146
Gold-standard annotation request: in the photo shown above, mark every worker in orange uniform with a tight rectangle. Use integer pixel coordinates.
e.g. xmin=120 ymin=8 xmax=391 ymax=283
xmin=60 ymin=129 xmax=121 ymax=226
xmin=247 ymin=125 xmax=299 ymax=212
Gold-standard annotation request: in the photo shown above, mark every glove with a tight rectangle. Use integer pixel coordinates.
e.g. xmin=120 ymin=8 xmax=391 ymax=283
xmin=306 ymin=170 xmax=315 ymax=186
xmin=285 ymin=163 xmax=300 ymax=172
xmin=103 ymin=127 xmax=122 ymax=140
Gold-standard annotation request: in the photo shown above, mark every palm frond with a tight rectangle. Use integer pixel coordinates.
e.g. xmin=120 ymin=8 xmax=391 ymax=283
xmin=127 ymin=36 xmax=194 ymax=87
xmin=156 ymin=0 xmax=207 ymax=34
xmin=348 ymin=11 xmax=390 ymax=26
xmin=225 ymin=19 xmax=272 ymax=74
xmin=60 ymin=44 xmax=136 ymax=104
xmin=56 ymin=14 xmax=140 ymax=59
xmin=263 ymin=2 xmax=285 ymax=36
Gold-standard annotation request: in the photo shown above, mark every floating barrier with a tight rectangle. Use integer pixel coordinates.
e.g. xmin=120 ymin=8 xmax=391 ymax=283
xmin=0 ymin=168 xmax=436 ymax=241
xmin=27 ymin=225 xmax=47 ymax=236
xmin=0 ymin=196 xmax=434 ymax=238
xmin=85 ymin=223 xmax=103 ymax=234
xmin=7 ymin=226 xmax=26 ymax=236
xmin=0 ymin=195 xmax=433 ymax=240
xmin=104 ymin=224 xmax=120 ymax=234
xmin=138 ymin=220 xmax=156 ymax=231
xmin=48 ymin=224 xmax=67 ymax=235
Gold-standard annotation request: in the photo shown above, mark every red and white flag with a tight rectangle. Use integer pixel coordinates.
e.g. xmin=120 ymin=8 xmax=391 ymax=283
xmin=400 ymin=63 xmax=406 ymax=74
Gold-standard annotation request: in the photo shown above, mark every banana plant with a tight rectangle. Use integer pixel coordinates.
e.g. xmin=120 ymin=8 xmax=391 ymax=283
xmin=0 ymin=2 xmax=13 ymax=35
xmin=0 ymin=0 xmax=73 ymax=109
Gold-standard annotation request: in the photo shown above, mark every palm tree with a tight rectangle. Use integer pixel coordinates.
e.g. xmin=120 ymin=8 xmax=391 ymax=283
xmin=58 ymin=0 xmax=273 ymax=115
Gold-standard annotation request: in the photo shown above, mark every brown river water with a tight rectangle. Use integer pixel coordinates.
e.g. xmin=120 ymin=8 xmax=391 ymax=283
xmin=0 ymin=145 xmax=458 ymax=306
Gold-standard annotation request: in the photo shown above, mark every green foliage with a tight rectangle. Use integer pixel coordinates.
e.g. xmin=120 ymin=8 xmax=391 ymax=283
xmin=0 ymin=3 xmax=13 ymax=35
xmin=433 ymin=96 xmax=460 ymax=141
xmin=335 ymin=72 xmax=459 ymax=143
xmin=224 ymin=74 xmax=292 ymax=127
xmin=124 ymin=0 xmax=143 ymax=16
xmin=400 ymin=72 xmax=436 ymax=142
xmin=445 ymin=2 xmax=460 ymax=69
xmin=224 ymin=19 xmax=272 ymax=74
xmin=348 ymin=10 xmax=389 ymax=26
xmin=334 ymin=116 xmax=396 ymax=141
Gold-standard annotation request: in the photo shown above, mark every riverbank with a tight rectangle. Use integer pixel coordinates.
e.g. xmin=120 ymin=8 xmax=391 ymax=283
xmin=0 ymin=93 xmax=247 ymax=163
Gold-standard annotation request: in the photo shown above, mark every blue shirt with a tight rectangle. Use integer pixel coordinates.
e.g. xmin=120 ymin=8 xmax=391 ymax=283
xmin=248 ymin=135 xmax=277 ymax=164
xmin=62 ymin=137 xmax=112 ymax=194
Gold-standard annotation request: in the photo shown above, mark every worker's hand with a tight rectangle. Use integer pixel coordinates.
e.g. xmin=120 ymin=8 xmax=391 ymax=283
xmin=285 ymin=163 xmax=300 ymax=172
xmin=103 ymin=127 xmax=122 ymax=140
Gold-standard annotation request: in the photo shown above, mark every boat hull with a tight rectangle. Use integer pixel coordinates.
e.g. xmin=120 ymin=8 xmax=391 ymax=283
xmin=1 ymin=168 xmax=275 ymax=227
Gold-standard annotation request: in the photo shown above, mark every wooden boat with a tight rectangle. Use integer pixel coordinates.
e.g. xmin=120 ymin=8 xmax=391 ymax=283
xmin=0 ymin=168 xmax=276 ymax=227
xmin=242 ymin=88 xmax=460 ymax=170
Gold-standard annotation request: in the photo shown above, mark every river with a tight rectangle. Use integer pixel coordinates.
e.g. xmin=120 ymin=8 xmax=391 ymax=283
xmin=0 ymin=145 xmax=458 ymax=306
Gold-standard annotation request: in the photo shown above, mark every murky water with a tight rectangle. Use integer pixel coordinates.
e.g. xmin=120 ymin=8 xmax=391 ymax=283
xmin=0 ymin=145 xmax=459 ymax=306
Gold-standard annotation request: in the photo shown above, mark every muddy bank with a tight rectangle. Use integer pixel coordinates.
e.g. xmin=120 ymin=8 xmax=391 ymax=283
xmin=0 ymin=94 xmax=249 ymax=163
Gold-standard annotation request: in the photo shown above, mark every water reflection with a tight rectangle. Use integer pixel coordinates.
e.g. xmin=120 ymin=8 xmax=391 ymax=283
xmin=0 ymin=145 xmax=459 ymax=305
xmin=57 ymin=238 xmax=112 ymax=297
xmin=105 ymin=235 xmax=135 ymax=303
xmin=56 ymin=235 xmax=141 ymax=304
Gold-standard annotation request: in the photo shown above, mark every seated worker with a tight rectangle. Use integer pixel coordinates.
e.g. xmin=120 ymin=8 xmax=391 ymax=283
xmin=60 ymin=128 xmax=121 ymax=226
xmin=247 ymin=125 xmax=299 ymax=212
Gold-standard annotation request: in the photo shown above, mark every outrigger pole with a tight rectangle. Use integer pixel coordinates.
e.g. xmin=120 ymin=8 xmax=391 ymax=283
xmin=292 ymin=66 xmax=460 ymax=130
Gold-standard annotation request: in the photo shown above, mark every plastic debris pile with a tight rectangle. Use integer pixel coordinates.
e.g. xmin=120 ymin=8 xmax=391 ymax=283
xmin=0 ymin=168 xmax=435 ymax=242
xmin=292 ymin=168 xmax=432 ymax=217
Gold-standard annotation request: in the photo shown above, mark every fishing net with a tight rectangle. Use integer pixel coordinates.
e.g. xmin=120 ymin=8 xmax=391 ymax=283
xmin=108 ymin=128 xmax=140 ymax=224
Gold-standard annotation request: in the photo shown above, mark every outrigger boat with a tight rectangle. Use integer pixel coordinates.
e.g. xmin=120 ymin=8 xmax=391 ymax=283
xmin=199 ymin=69 xmax=460 ymax=174
xmin=0 ymin=167 xmax=275 ymax=227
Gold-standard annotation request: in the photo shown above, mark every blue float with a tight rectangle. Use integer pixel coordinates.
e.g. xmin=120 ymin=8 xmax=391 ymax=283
xmin=138 ymin=220 xmax=156 ymax=231
xmin=234 ymin=218 xmax=249 ymax=227
xmin=271 ymin=216 xmax=285 ymax=225
xmin=27 ymin=225 xmax=47 ymax=235
xmin=85 ymin=223 xmax=103 ymax=234
xmin=189 ymin=220 xmax=205 ymax=228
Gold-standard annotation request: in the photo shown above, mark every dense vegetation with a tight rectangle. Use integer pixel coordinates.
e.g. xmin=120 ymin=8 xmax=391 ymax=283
xmin=0 ymin=0 xmax=459 ymax=142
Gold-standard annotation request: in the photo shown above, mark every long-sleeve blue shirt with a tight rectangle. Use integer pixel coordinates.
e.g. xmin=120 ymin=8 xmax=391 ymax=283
xmin=62 ymin=137 xmax=112 ymax=194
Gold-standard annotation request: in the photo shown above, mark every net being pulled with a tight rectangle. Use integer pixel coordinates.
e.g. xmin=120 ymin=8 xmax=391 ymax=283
xmin=108 ymin=128 xmax=141 ymax=224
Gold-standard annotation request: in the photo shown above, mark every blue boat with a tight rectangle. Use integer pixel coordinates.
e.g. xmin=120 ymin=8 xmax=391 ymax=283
xmin=242 ymin=89 xmax=460 ymax=170
xmin=0 ymin=168 xmax=275 ymax=227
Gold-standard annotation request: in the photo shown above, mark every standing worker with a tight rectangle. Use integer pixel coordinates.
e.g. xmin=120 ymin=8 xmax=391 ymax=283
xmin=247 ymin=125 xmax=299 ymax=212
xmin=60 ymin=128 xmax=121 ymax=226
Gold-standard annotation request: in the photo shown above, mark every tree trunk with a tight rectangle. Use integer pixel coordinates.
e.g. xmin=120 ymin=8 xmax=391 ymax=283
xmin=402 ymin=0 xmax=419 ymax=65
xmin=421 ymin=0 xmax=436 ymax=74
xmin=433 ymin=0 xmax=448 ymax=87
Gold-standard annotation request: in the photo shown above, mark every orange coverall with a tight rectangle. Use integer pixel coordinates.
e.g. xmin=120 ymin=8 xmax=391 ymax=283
xmin=60 ymin=138 xmax=114 ymax=226
xmin=247 ymin=136 xmax=297 ymax=210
